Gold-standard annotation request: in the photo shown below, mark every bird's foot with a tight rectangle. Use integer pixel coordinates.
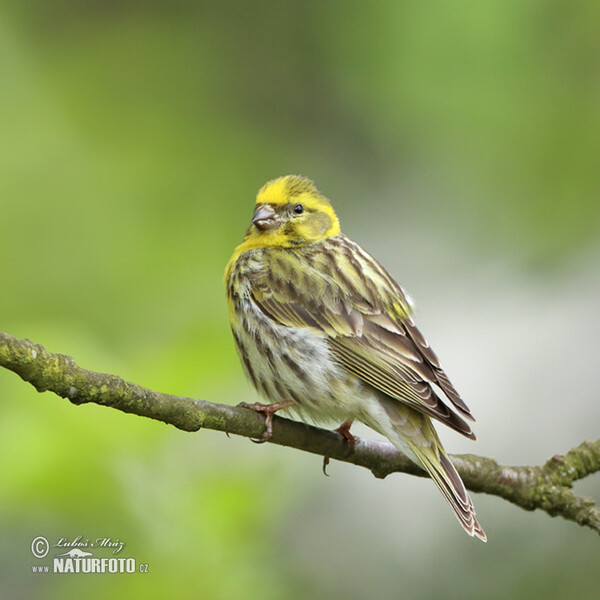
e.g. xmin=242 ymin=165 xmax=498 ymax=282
xmin=323 ymin=420 xmax=356 ymax=476
xmin=237 ymin=401 xmax=295 ymax=443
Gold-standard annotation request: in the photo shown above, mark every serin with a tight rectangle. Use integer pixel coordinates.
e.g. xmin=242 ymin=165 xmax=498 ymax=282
xmin=225 ymin=175 xmax=485 ymax=541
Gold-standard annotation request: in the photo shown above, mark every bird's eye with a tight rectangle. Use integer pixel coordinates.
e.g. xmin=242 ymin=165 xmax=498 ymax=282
xmin=293 ymin=204 xmax=304 ymax=215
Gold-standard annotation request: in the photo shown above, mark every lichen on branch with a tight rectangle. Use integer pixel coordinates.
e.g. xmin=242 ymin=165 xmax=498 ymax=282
xmin=1 ymin=331 xmax=599 ymax=535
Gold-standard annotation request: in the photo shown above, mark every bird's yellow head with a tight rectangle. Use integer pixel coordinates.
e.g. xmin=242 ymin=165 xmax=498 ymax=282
xmin=241 ymin=175 xmax=340 ymax=249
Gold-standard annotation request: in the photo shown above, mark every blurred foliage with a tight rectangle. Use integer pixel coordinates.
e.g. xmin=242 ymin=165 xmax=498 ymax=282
xmin=1 ymin=2 xmax=599 ymax=599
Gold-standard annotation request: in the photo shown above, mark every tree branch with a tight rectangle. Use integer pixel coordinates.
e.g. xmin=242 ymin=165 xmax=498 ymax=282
xmin=1 ymin=331 xmax=599 ymax=535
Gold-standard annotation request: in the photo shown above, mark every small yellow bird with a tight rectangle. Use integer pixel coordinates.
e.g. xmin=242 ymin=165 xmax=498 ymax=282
xmin=225 ymin=175 xmax=485 ymax=541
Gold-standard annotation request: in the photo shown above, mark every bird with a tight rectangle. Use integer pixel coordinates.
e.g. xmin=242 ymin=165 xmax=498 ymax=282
xmin=225 ymin=174 xmax=486 ymax=541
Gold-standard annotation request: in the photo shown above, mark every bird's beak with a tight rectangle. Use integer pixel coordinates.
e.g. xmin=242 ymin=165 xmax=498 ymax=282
xmin=252 ymin=205 xmax=279 ymax=231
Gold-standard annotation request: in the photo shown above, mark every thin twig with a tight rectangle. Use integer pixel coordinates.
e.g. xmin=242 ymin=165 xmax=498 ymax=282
xmin=1 ymin=331 xmax=599 ymax=535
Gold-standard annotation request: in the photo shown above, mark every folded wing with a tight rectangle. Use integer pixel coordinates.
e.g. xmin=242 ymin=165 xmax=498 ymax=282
xmin=251 ymin=241 xmax=475 ymax=438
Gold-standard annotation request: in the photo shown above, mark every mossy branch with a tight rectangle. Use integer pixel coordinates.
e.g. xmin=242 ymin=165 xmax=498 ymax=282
xmin=1 ymin=331 xmax=599 ymax=535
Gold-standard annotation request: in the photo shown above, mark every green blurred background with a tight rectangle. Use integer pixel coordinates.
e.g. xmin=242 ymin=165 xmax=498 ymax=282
xmin=1 ymin=1 xmax=599 ymax=598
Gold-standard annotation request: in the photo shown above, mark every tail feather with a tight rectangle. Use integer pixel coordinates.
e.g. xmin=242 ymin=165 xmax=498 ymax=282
xmin=372 ymin=397 xmax=486 ymax=541
xmin=411 ymin=443 xmax=487 ymax=542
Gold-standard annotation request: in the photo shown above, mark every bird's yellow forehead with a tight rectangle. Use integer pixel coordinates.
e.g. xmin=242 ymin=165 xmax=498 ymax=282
xmin=256 ymin=175 xmax=318 ymax=206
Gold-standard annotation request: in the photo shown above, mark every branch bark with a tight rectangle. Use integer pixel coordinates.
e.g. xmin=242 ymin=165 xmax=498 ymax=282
xmin=1 ymin=331 xmax=599 ymax=535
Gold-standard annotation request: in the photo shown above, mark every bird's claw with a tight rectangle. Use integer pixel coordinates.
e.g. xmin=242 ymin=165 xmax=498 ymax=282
xmin=237 ymin=401 xmax=294 ymax=443
xmin=322 ymin=420 xmax=356 ymax=476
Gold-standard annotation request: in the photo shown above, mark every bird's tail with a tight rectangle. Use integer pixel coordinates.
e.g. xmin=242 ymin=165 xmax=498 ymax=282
xmin=373 ymin=399 xmax=486 ymax=541
xmin=408 ymin=435 xmax=486 ymax=541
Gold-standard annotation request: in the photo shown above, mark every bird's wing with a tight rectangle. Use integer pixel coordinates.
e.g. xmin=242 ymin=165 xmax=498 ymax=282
xmin=250 ymin=238 xmax=475 ymax=438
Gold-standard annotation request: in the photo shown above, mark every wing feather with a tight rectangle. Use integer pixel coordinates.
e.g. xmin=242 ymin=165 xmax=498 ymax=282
xmin=250 ymin=237 xmax=475 ymax=437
